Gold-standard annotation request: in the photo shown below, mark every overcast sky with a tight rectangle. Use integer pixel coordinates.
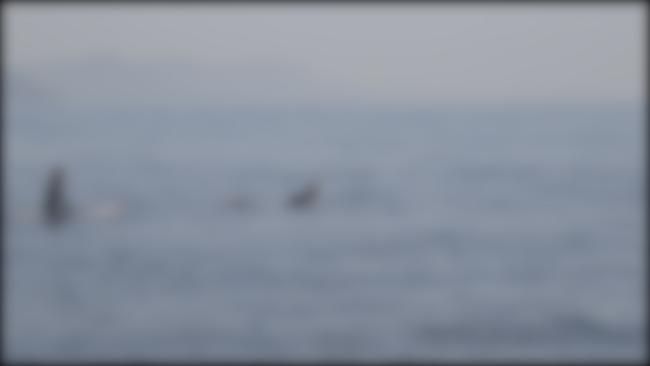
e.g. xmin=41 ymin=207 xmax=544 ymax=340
xmin=6 ymin=4 xmax=645 ymax=108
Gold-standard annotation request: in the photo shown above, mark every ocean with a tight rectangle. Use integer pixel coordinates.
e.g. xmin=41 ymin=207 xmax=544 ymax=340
xmin=4 ymin=104 xmax=645 ymax=361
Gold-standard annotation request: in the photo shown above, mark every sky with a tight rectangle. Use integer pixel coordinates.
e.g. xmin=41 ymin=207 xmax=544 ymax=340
xmin=5 ymin=3 xmax=645 ymax=109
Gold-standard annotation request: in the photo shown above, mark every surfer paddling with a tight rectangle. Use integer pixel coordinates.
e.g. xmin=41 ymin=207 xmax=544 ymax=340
xmin=43 ymin=166 xmax=71 ymax=226
xmin=287 ymin=182 xmax=320 ymax=210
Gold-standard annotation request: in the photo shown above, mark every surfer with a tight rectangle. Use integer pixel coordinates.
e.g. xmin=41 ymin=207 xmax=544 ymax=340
xmin=287 ymin=182 xmax=320 ymax=210
xmin=43 ymin=166 xmax=70 ymax=226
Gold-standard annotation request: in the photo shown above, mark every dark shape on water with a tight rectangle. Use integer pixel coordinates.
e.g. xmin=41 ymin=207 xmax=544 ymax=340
xmin=43 ymin=166 xmax=70 ymax=226
xmin=288 ymin=182 xmax=320 ymax=210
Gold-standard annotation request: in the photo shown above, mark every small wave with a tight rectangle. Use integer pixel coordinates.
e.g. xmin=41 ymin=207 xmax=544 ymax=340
xmin=413 ymin=313 xmax=641 ymax=345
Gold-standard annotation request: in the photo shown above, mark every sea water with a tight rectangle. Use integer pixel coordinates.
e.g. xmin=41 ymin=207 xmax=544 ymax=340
xmin=4 ymin=105 xmax=645 ymax=361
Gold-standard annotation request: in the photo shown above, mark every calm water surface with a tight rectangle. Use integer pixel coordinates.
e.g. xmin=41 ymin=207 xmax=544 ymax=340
xmin=5 ymin=106 xmax=645 ymax=361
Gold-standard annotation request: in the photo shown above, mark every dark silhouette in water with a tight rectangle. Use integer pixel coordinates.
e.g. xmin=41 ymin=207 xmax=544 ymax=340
xmin=288 ymin=182 xmax=320 ymax=210
xmin=43 ymin=166 xmax=70 ymax=226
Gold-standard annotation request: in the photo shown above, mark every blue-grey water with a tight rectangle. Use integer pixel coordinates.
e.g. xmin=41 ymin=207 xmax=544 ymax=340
xmin=5 ymin=105 xmax=645 ymax=361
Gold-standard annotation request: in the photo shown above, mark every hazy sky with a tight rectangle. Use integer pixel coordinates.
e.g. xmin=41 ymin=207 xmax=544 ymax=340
xmin=6 ymin=4 xmax=645 ymax=108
